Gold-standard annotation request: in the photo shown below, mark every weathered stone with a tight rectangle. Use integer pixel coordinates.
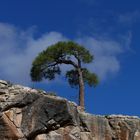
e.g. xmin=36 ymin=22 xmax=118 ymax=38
xmin=134 ymin=131 xmax=140 ymax=140
xmin=0 ymin=113 xmax=24 ymax=139
xmin=0 ymin=80 xmax=140 ymax=140
xmin=0 ymin=80 xmax=8 ymax=85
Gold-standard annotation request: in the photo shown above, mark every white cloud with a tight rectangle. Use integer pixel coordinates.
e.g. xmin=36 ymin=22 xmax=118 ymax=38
xmin=0 ymin=23 xmax=67 ymax=85
xmin=0 ymin=23 xmax=131 ymax=85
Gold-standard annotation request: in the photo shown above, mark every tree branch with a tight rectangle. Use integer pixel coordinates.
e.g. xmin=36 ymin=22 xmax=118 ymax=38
xmin=37 ymin=59 xmax=78 ymax=73
xmin=57 ymin=59 xmax=78 ymax=68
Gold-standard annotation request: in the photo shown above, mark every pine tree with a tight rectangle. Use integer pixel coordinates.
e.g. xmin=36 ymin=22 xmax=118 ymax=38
xmin=30 ymin=41 xmax=98 ymax=109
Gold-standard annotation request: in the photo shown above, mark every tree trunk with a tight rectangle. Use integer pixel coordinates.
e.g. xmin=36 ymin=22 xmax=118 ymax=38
xmin=78 ymin=68 xmax=85 ymax=109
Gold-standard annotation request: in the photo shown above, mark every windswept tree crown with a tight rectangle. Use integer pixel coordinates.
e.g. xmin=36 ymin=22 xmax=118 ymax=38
xmin=31 ymin=41 xmax=98 ymax=88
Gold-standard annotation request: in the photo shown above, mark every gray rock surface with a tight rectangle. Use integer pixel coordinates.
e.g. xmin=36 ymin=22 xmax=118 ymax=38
xmin=0 ymin=80 xmax=140 ymax=140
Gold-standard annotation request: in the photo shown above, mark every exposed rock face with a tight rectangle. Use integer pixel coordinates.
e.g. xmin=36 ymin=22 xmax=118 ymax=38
xmin=0 ymin=80 xmax=140 ymax=140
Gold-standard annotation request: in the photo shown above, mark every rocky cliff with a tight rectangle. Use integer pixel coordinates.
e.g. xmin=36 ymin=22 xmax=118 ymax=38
xmin=0 ymin=80 xmax=140 ymax=140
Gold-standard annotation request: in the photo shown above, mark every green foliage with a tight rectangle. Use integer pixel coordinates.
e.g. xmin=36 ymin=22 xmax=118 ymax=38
xmin=66 ymin=69 xmax=79 ymax=88
xmin=82 ymin=68 xmax=99 ymax=87
xmin=66 ymin=68 xmax=99 ymax=88
xmin=30 ymin=41 xmax=94 ymax=82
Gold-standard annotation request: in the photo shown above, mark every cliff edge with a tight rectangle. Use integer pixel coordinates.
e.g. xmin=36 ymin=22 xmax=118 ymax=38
xmin=0 ymin=80 xmax=140 ymax=140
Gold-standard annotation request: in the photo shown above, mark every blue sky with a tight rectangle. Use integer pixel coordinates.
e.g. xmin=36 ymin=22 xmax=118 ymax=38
xmin=0 ymin=0 xmax=140 ymax=116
